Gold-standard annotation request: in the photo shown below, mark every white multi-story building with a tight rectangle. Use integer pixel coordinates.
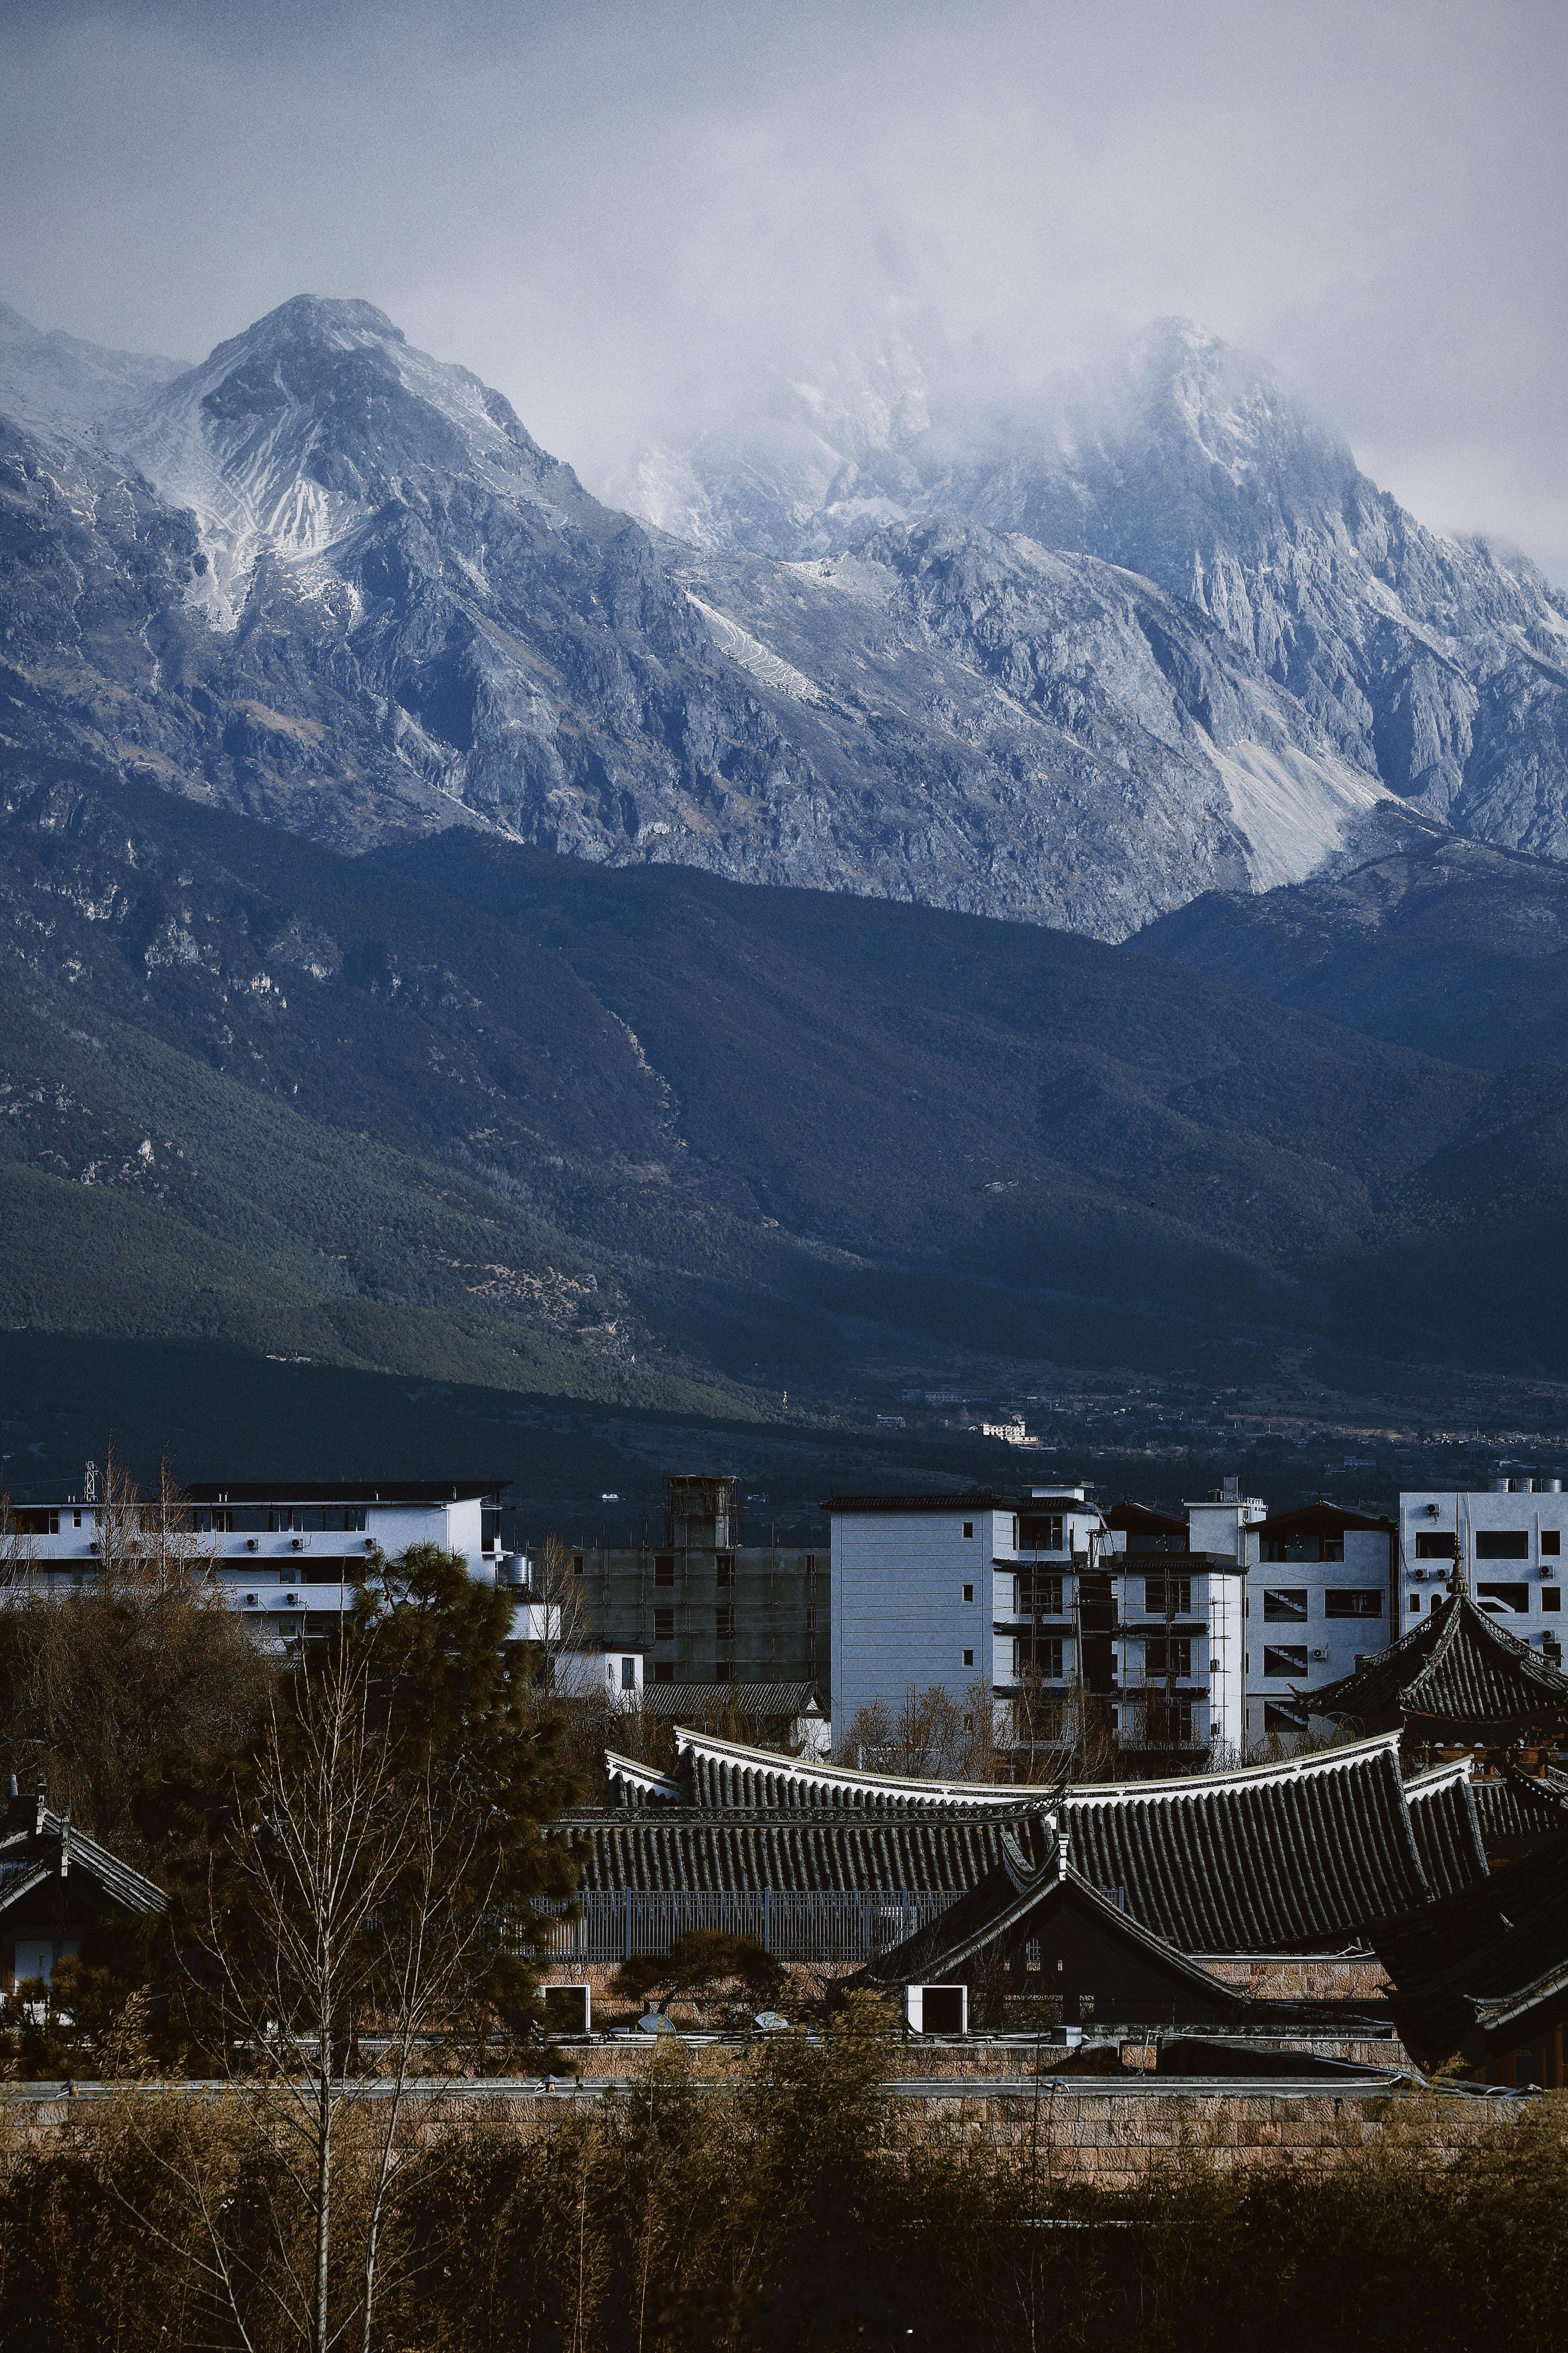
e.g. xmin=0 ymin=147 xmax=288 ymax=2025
xmin=1398 ymin=1479 xmax=1566 ymax=1669
xmin=1245 ymin=1503 xmax=1397 ymax=1743
xmin=827 ymin=1482 xmax=1250 ymax=1762
xmin=6 ymin=1479 xmax=513 ymax=1643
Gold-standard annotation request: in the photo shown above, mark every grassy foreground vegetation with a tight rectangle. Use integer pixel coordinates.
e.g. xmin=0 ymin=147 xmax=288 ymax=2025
xmin=0 ymin=2005 xmax=1564 ymax=2352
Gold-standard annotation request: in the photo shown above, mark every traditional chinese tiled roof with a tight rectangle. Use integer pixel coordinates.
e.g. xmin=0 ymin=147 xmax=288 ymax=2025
xmin=590 ymin=1729 xmax=1438 ymax=1951
xmin=1470 ymin=1768 xmax=1568 ymax=1862
xmin=1402 ymin=1762 xmax=1490 ymax=1899
xmin=853 ymin=1831 xmax=1252 ymax=2016
xmin=557 ymin=1806 xmax=1032 ymax=1896
xmin=0 ymin=1794 xmax=166 ymax=1922
xmin=1370 ymin=1830 xmax=1568 ymax=2067
xmin=1307 ymin=1588 xmax=1568 ymax=1736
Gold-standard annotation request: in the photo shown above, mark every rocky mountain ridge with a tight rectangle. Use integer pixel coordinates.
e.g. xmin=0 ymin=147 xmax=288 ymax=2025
xmin=634 ymin=319 xmax=1568 ymax=861
xmin=0 ymin=296 xmax=1397 ymax=935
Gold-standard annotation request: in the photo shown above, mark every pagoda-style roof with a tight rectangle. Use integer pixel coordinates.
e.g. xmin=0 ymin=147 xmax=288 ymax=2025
xmin=1370 ymin=1829 xmax=1568 ymax=2070
xmin=0 ymin=1787 xmax=167 ymax=1926
xmin=853 ymin=1830 xmax=1252 ymax=2023
xmin=593 ymin=1728 xmax=1457 ymax=1952
xmin=1472 ymin=1766 xmax=1568 ymax=1864
xmin=1306 ymin=1585 xmax=1568 ymax=1738
xmin=1403 ymin=1761 xmax=1489 ymax=1899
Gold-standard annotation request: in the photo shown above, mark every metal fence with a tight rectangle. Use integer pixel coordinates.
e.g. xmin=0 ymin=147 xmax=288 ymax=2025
xmin=543 ymin=1891 xmax=954 ymax=1963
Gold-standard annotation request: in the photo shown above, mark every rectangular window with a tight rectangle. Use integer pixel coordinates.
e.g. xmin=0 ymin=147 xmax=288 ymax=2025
xmin=1477 ymin=1583 xmax=1529 ymax=1613
xmin=962 ymin=1521 xmax=975 ymax=1540
xmin=962 ymin=1582 xmax=974 ymax=1602
xmin=1019 ymin=1569 xmax=1063 ymax=1615
xmin=572 ymin=1554 xmax=585 ymax=1576
xmin=961 ymin=1648 xmax=975 ymax=1667
xmin=1019 ymin=1514 xmax=1063 ymax=1551
xmin=9 ymin=1510 xmax=61 ymax=1536
xmin=1263 ymin=1645 xmax=1308 ymax=1679
xmin=1415 ymin=1532 xmax=1456 ymax=1558
xmin=715 ymin=1553 xmax=735 ymax=1587
xmin=653 ymin=1607 xmax=675 ymax=1640
xmin=1262 ymin=1589 xmax=1308 ymax=1622
xmin=1544 ymin=1588 xmax=1561 ymax=1611
xmin=1014 ymin=1635 xmax=1064 ymax=1680
xmin=1409 ymin=1593 xmax=1422 ymax=1611
xmin=1325 ymin=1590 xmax=1383 ymax=1618
xmin=654 ymin=1553 xmax=675 ymax=1586
xmin=1546 ymin=1638 xmax=1563 ymax=1667
xmin=1544 ymin=1532 xmax=1563 ymax=1556
xmin=1476 ymin=1530 xmax=1530 ymax=1559
xmin=620 ymin=1656 xmax=637 ymax=1691
xmin=1143 ymin=1576 xmax=1192 ymax=1615
xmin=1264 ymin=1700 xmax=1306 ymax=1734
xmin=652 ymin=1659 xmax=674 ymax=1684
xmin=1144 ymin=1636 xmax=1192 ymax=1679
xmin=715 ymin=1605 xmax=734 ymax=1640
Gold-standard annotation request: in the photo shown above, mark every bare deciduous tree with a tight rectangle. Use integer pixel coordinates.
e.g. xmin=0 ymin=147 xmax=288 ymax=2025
xmin=161 ymin=1641 xmax=500 ymax=2353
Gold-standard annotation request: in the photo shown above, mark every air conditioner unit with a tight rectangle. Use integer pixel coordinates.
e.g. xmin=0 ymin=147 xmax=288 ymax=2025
xmin=245 ymin=1537 xmax=259 ymax=1552
xmin=244 ymin=1592 xmax=259 ymax=1607
xmin=284 ymin=1592 xmax=300 ymax=1608
xmin=291 ymin=1534 xmax=309 ymax=1550
xmin=1311 ymin=1648 xmax=1329 ymax=1661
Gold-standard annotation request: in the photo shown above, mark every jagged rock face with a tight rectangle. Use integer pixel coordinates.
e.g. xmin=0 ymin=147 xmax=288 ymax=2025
xmin=641 ymin=319 xmax=1568 ymax=857
xmin=0 ymin=298 xmax=1387 ymax=937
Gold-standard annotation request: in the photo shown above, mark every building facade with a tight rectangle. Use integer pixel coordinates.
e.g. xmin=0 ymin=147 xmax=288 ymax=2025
xmin=1399 ymin=1480 xmax=1567 ymax=1668
xmin=5 ymin=1479 xmax=515 ymax=1644
xmin=1245 ymin=1503 xmax=1397 ymax=1745
xmin=828 ymin=1483 xmax=1250 ymax=1764
xmin=563 ymin=1476 xmax=827 ymax=1694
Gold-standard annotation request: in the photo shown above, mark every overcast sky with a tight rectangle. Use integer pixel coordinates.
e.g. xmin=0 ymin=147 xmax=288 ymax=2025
xmin=4 ymin=0 xmax=1567 ymax=575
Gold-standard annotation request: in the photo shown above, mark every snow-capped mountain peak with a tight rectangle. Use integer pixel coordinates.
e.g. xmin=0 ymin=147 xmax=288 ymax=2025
xmin=106 ymin=294 xmax=577 ymax=627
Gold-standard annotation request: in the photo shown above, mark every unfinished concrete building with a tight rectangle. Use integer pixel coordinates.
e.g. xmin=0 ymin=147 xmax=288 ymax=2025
xmin=565 ymin=1476 xmax=828 ymax=1696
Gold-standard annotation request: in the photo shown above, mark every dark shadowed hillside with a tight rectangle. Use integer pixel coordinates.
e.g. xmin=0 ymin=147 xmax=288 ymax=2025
xmin=1130 ymin=811 xmax=1568 ymax=1073
xmin=7 ymin=749 xmax=1568 ymax=1400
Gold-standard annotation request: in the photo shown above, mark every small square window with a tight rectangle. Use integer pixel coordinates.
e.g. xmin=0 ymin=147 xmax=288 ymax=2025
xmin=1544 ymin=1588 xmax=1561 ymax=1612
xmin=651 ymin=1660 xmax=674 ymax=1684
xmin=962 ymin=1583 xmax=974 ymax=1602
xmin=962 ymin=1648 xmax=975 ymax=1667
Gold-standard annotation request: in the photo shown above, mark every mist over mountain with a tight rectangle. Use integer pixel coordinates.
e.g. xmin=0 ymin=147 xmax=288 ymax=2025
xmin=631 ymin=319 xmax=1568 ymax=863
xmin=0 ymin=295 xmax=1394 ymax=937
xmin=0 ymin=302 xmax=184 ymax=436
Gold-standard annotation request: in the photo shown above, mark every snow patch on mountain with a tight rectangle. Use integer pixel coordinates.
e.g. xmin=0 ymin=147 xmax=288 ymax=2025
xmin=1202 ymin=738 xmax=1388 ymax=892
xmin=686 ymin=594 xmax=822 ymax=702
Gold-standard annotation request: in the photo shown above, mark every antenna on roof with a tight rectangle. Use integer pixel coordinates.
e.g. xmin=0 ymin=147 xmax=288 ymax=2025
xmin=83 ymin=1459 xmax=98 ymax=1505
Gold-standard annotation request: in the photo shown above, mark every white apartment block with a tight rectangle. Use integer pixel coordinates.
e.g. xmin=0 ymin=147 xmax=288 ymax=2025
xmin=7 ymin=1480 xmax=513 ymax=1642
xmin=827 ymin=1482 xmax=1251 ymax=1762
xmin=1398 ymin=1478 xmax=1566 ymax=1668
xmin=1245 ymin=1503 xmax=1397 ymax=1743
